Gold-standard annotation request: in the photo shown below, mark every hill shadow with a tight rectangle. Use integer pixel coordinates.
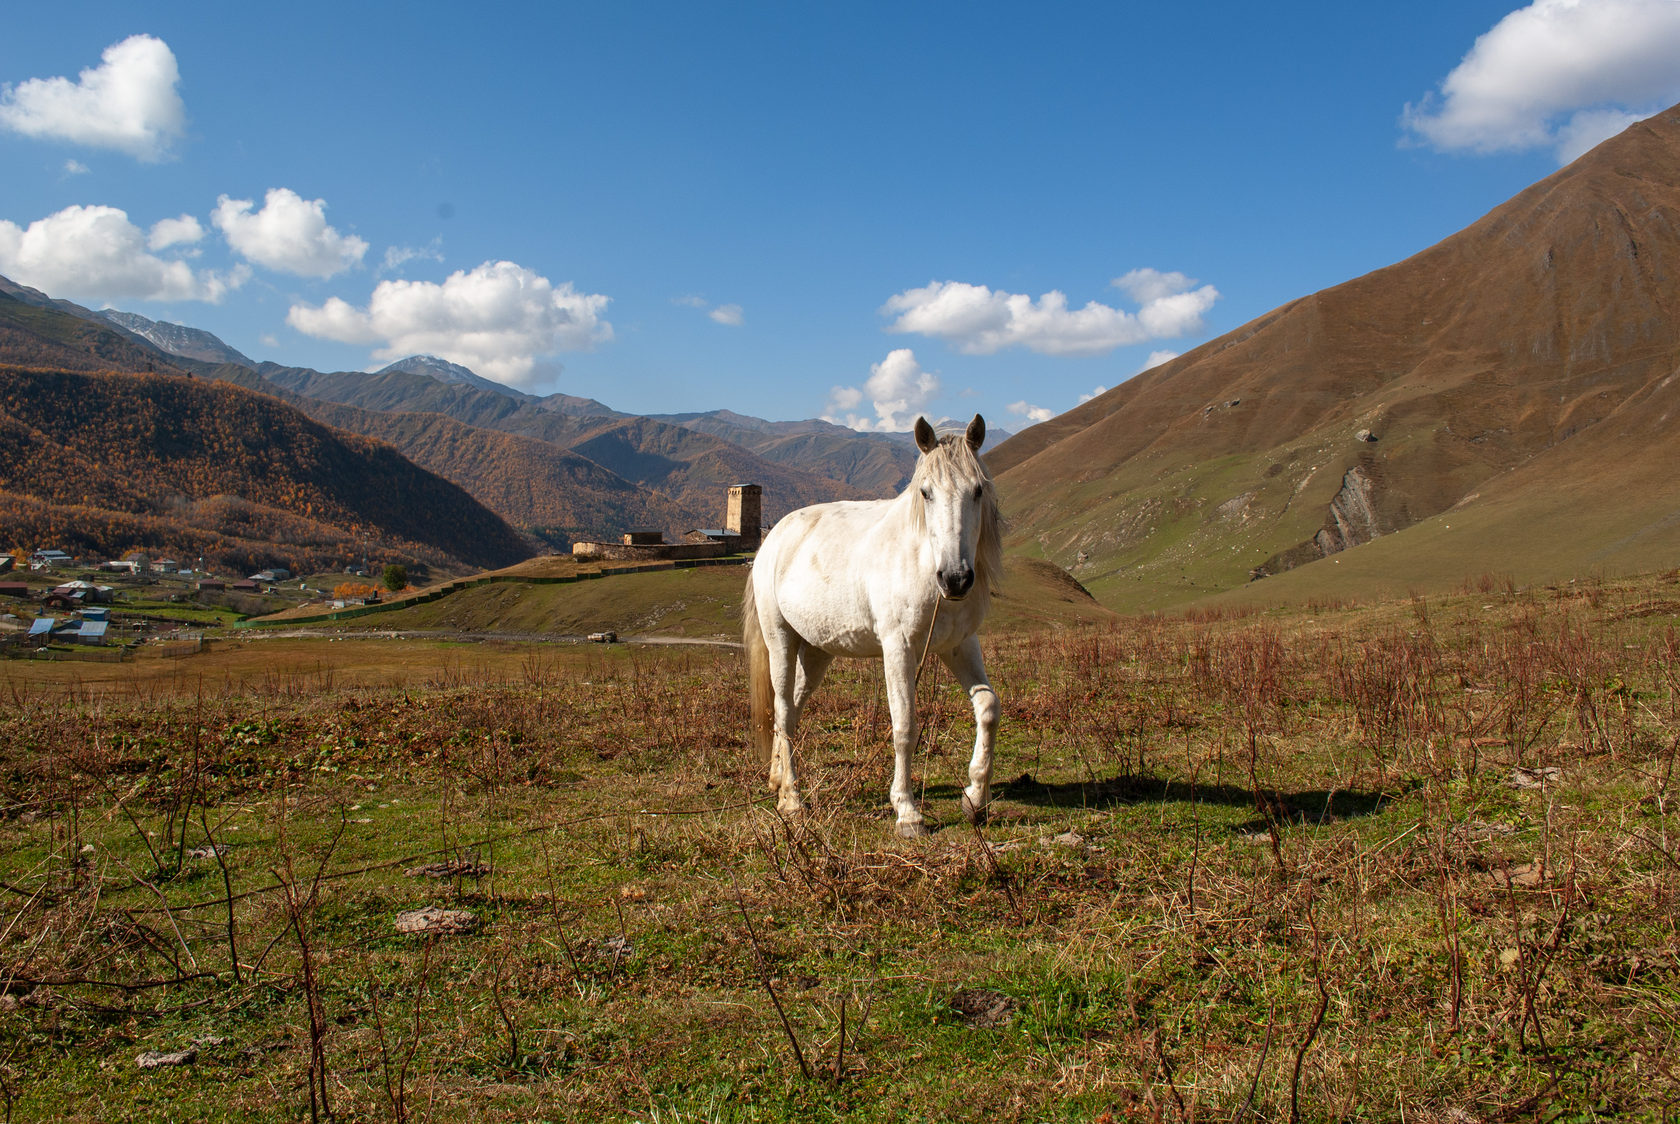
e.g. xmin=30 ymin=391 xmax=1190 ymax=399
xmin=915 ymin=771 xmax=1405 ymax=836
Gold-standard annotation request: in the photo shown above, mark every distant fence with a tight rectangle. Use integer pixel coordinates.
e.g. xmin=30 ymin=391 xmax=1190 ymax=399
xmin=6 ymin=644 xmax=132 ymax=663
xmin=150 ymin=633 xmax=206 ymax=658
xmin=236 ymin=555 xmax=750 ymax=629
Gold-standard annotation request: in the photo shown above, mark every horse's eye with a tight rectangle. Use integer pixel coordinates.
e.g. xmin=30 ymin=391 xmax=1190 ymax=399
xmin=973 ymin=484 xmax=983 ymax=500
xmin=920 ymin=487 xmax=932 ymax=500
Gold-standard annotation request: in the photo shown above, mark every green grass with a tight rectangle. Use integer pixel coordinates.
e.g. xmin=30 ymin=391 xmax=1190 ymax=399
xmin=2 ymin=574 xmax=1679 ymax=1120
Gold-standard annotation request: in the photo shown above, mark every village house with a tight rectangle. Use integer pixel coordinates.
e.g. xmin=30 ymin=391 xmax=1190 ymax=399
xmin=30 ymin=549 xmax=72 ymax=571
xmin=43 ymin=581 xmax=115 ymax=609
xmin=27 ymin=615 xmax=110 ymax=645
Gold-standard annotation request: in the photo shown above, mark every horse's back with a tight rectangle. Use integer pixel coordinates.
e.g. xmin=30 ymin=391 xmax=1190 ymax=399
xmin=755 ymin=498 xmax=905 ymax=656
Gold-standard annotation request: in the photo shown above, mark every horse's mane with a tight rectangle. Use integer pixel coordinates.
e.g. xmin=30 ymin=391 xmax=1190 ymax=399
xmin=905 ymin=434 xmax=1004 ymax=603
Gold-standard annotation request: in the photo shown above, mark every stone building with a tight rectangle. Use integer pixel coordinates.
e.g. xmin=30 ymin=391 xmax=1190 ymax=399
xmin=571 ymin=484 xmax=763 ymax=561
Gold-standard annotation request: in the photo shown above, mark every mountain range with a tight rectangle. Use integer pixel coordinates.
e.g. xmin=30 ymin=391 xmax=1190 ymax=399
xmin=0 ymin=277 xmax=918 ymax=572
xmin=6 ymin=103 xmax=1680 ymax=602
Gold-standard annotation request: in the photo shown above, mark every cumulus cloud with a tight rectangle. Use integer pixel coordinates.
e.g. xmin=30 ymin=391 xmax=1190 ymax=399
xmin=63 ymin=159 xmax=89 ymax=176
xmin=1139 ymin=349 xmax=1179 ymax=372
xmin=286 ymin=260 xmax=612 ymax=388
xmin=882 ymin=270 xmax=1218 ymax=357
xmin=1007 ymin=401 xmax=1054 ymax=424
xmin=0 ymin=35 xmax=185 ymax=162
xmin=1078 ymin=385 xmax=1110 ymax=405
xmin=213 ymin=188 xmax=368 ymax=278
xmin=823 ymin=348 xmax=942 ymax=431
xmin=1403 ymin=0 xmax=1680 ymax=164
xmin=0 ymin=204 xmax=243 ymax=303
xmin=147 ymin=214 xmax=203 ymax=251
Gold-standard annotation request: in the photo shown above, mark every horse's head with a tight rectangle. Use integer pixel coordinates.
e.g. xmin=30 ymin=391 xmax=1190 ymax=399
xmin=911 ymin=414 xmax=998 ymax=602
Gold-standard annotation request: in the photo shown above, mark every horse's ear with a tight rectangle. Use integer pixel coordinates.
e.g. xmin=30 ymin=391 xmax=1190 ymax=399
xmin=965 ymin=414 xmax=986 ymax=451
xmin=914 ymin=416 xmax=938 ymax=453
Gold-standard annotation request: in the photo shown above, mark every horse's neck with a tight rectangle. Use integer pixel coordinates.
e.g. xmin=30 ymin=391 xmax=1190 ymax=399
xmin=881 ymin=486 xmax=923 ymax=539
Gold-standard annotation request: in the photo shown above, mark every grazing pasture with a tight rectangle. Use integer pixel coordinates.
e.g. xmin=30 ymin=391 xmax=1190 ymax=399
xmin=1 ymin=572 xmax=1678 ymax=1122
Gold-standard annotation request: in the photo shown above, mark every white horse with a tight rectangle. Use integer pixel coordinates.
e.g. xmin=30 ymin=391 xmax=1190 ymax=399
xmin=743 ymin=414 xmax=1002 ymax=837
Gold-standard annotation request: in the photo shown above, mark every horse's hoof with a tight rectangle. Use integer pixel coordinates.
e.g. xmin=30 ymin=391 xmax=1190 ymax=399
xmin=961 ymin=792 xmax=990 ymax=825
xmin=895 ymin=820 xmax=929 ymax=839
xmin=776 ymin=799 xmax=805 ymax=818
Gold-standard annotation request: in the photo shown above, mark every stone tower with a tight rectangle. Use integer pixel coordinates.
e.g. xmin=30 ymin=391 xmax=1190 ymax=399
xmin=727 ymin=484 xmax=762 ymax=550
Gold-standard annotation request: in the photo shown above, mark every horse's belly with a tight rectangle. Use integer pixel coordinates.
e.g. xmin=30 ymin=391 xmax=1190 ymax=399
xmin=778 ymin=595 xmax=883 ymax=657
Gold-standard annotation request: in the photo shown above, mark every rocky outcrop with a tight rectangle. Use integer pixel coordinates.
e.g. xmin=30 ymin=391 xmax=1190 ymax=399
xmin=1253 ymin=463 xmax=1390 ymax=579
xmin=1313 ymin=465 xmax=1385 ymax=555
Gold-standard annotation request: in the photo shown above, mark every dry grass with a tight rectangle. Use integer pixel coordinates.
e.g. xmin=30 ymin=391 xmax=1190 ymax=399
xmin=1 ymin=573 xmax=1678 ymax=1121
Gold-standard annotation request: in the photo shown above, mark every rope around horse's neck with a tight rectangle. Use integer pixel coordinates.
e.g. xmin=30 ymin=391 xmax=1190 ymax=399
xmin=914 ymin=593 xmax=943 ymax=688
xmin=912 ymin=592 xmax=945 ymax=815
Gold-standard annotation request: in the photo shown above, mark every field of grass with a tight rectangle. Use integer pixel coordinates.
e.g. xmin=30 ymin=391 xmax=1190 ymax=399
xmin=260 ymin=556 xmax=1115 ymax=642
xmin=2 ymin=573 xmax=1679 ymax=1121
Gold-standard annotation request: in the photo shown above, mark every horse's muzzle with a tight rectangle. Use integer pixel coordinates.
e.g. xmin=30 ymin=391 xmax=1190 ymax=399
xmin=937 ymin=566 xmax=975 ymax=600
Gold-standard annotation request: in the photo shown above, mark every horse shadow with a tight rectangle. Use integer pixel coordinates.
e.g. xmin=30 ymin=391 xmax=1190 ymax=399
xmin=914 ymin=771 xmax=1404 ymax=836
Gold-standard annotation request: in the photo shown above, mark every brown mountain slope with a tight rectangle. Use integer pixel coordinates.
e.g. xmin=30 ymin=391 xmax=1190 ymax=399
xmin=0 ymin=282 xmax=196 ymax=377
xmin=558 ymin=416 xmax=874 ymax=523
xmin=0 ymin=367 xmax=532 ymax=573
xmin=991 ymin=105 xmax=1680 ymax=610
xmin=297 ymin=403 xmax=706 ymax=544
xmin=259 ymin=363 xmax=880 ymax=523
xmin=649 ymin=409 xmax=917 ymax=493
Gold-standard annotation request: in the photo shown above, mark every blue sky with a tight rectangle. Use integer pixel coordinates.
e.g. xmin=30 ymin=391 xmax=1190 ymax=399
xmin=5 ymin=2 xmax=1680 ymax=430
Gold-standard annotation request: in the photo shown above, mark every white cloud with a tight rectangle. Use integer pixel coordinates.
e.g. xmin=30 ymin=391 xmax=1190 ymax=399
xmin=673 ymin=294 xmax=744 ymax=326
xmin=1078 ymin=385 xmax=1110 ymax=404
xmin=826 ymin=385 xmax=864 ymax=413
xmin=287 ymin=260 xmax=612 ymax=388
xmin=212 ymin=188 xmax=368 ymax=278
xmin=147 ymin=214 xmax=203 ymax=251
xmin=882 ymin=271 xmax=1218 ymax=357
xmin=0 ymin=204 xmax=243 ymax=303
xmin=63 ymin=159 xmax=89 ymax=176
xmin=1139 ymin=349 xmax=1179 ymax=372
xmin=0 ymin=35 xmax=185 ymax=162
xmin=379 ymin=238 xmax=444 ymax=275
xmin=1007 ymin=400 xmax=1054 ymax=424
xmin=1113 ymin=268 xmax=1197 ymax=304
xmin=1402 ymin=0 xmax=1680 ymax=164
xmin=823 ymin=348 xmax=941 ymax=431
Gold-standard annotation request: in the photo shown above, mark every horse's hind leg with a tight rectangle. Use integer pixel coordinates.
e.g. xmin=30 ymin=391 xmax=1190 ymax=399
xmin=791 ymin=644 xmax=834 ymax=721
xmin=941 ymin=636 xmax=1000 ymax=824
xmin=768 ymin=642 xmax=833 ymax=815
xmin=766 ymin=636 xmax=829 ymax=816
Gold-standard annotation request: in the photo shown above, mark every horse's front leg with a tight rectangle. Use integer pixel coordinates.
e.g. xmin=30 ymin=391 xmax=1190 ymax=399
xmin=941 ymin=636 xmax=999 ymax=825
xmin=883 ymin=644 xmax=926 ymax=838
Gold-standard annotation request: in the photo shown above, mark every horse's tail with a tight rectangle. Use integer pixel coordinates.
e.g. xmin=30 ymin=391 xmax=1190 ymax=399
xmin=743 ymin=566 xmax=774 ymax=768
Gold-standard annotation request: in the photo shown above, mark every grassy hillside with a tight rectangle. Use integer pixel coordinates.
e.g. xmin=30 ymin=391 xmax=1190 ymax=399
xmin=306 ymin=553 xmax=1112 ymax=640
xmin=991 ymin=106 xmax=1680 ymax=612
